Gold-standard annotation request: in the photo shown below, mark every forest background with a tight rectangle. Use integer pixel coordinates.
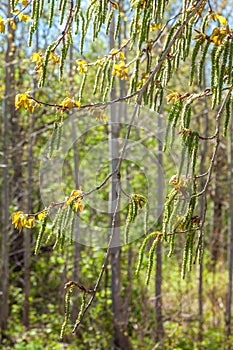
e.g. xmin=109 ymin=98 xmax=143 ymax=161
xmin=1 ymin=0 xmax=233 ymax=349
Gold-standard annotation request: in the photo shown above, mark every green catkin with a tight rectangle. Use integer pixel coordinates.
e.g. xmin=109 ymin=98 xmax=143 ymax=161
xmin=35 ymin=215 xmax=48 ymax=255
xmin=174 ymin=39 xmax=182 ymax=71
xmin=59 ymin=206 xmax=70 ymax=250
xmin=163 ymin=100 xmax=183 ymax=151
xmin=184 ymin=104 xmax=191 ymax=129
xmin=39 ymin=0 xmax=45 ymax=17
xmin=211 ymin=86 xmax=218 ymax=110
xmin=148 ymin=79 xmax=155 ymax=109
xmin=130 ymin=58 xmax=140 ymax=94
xmin=144 ymin=201 xmax=149 ymax=236
xmin=80 ymin=11 xmax=85 ymax=54
xmin=163 ymin=58 xmax=172 ymax=86
xmin=177 ymin=145 xmax=187 ymax=180
xmin=68 ymin=210 xmax=76 ymax=244
xmin=97 ymin=0 xmax=103 ymax=33
xmin=201 ymin=14 xmax=209 ymax=33
xmin=108 ymin=71 xmax=115 ymax=98
xmin=210 ymin=45 xmax=218 ymax=90
xmin=198 ymin=40 xmax=211 ymax=86
xmin=191 ymin=133 xmax=199 ymax=176
xmin=93 ymin=66 xmax=102 ymax=95
xmin=31 ymin=0 xmax=37 ymax=19
xmin=78 ymin=74 xmax=87 ymax=101
xmin=144 ymin=6 xmax=152 ymax=42
xmin=114 ymin=8 xmax=121 ymax=40
xmin=74 ymin=8 xmax=80 ymax=35
xmin=100 ymin=59 xmax=109 ymax=96
xmin=59 ymin=0 xmax=64 ymax=11
xmin=10 ymin=0 xmax=15 ymax=11
xmin=168 ymin=233 xmax=175 ymax=257
xmin=181 ymin=234 xmax=190 ymax=279
xmin=190 ymin=38 xmax=205 ymax=85
xmin=60 ymin=285 xmax=74 ymax=339
xmin=160 ymin=0 xmax=166 ymax=19
xmin=157 ymin=87 xmax=164 ymax=113
xmin=59 ymin=38 xmax=69 ymax=80
xmin=143 ymin=88 xmax=149 ymax=106
xmin=60 ymin=0 xmax=67 ymax=25
xmin=162 ymin=188 xmax=178 ymax=240
xmin=106 ymin=8 xmax=114 ymax=35
xmin=56 ymin=123 xmax=63 ymax=151
xmin=163 ymin=25 xmax=176 ymax=52
xmin=223 ymin=91 xmax=232 ymax=136
xmin=184 ymin=22 xmax=193 ymax=59
xmin=155 ymin=0 xmax=162 ymax=22
xmin=131 ymin=196 xmax=138 ymax=222
xmin=181 ymin=33 xmax=187 ymax=61
xmin=39 ymin=42 xmax=56 ymax=87
xmin=92 ymin=15 xmax=98 ymax=41
xmin=212 ymin=45 xmax=224 ymax=109
xmin=136 ymin=231 xmax=159 ymax=276
xmin=146 ymin=235 xmax=161 ymax=285
xmin=48 ymin=123 xmax=58 ymax=158
xmin=227 ymin=39 xmax=233 ymax=84
xmin=218 ymin=40 xmax=230 ymax=105
xmin=180 ymin=102 xmax=191 ymax=129
xmin=49 ymin=0 xmax=55 ymax=28
xmin=131 ymin=2 xmax=141 ymax=46
xmin=125 ymin=201 xmax=133 ymax=244
xmin=103 ymin=60 xmax=112 ymax=101
xmin=188 ymin=231 xmax=195 ymax=272
xmin=73 ymin=292 xmax=87 ymax=330
xmin=34 ymin=0 xmax=40 ymax=32
xmin=53 ymin=207 xmax=66 ymax=250
xmin=46 ymin=207 xmax=62 ymax=244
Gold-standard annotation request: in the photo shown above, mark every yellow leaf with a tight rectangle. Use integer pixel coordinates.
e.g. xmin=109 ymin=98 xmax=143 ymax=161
xmin=166 ymin=91 xmax=181 ymax=104
xmin=150 ymin=22 xmax=162 ymax=31
xmin=66 ymin=189 xmax=84 ymax=212
xmin=213 ymin=13 xmax=228 ymax=26
xmin=73 ymin=201 xmax=83 ymax=212
xmin=76 ymin=59 xmax=88 ymax=74
xmin=9 ymin=20 xmax=16 ymax=30
xmin=24 ymin=217 xmax=35 ymax=229
xmin=21 ymin=0 xmax=29 ymax=6
xmin=15 ymin=93 xmax=35 ymax=113
xmin=32 ymin=52 xmax=43 ymax=65
xmin=50 ymin=52 xmax=60 ymax=64
xmin=37 ymin=211 xmax=47 ymax=221
xmin=0 ymin=17 xmax=5 ymax=33
xmin=12 ymin=211 xmax=32 ymax=232
xmin=210 ymin=27 xmax=227 ymax=46
xmin=112 ymin=61 xmax=129 ymax=80
xmin=18 ymin=13 xmax=30 ymax=23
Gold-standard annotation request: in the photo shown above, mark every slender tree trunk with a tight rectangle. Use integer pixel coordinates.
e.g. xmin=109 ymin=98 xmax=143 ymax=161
xmin=23 ymin=134 xmax=33 ymax=327
xmin=1 ymin=3 xmax=15 ymax=337
xmin=155 ymin=107 xmax=164 ymax=344
xmin=225 ymin=116 xmax=233 ymax=338
xmin=69 ymin=44 xmax=81 ymax=280
xmin=197 ymin=108 xmax=208 ymax=345
xmin=109 ymin=10 xmax=132 ymax=349
xmin=23 ymin=27 xmax=38 ymax=329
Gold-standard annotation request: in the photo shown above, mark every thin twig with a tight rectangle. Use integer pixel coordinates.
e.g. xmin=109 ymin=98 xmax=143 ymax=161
xmin=192 ymin=89 xmax=232 ymax=199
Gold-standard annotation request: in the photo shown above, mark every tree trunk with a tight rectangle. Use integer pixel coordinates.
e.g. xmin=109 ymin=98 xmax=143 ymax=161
xmin=155 ymin=105 xmax=164 ymax=344
xmin=109 ymin=9 xmax=132 ymax=349
xmin=225 ymin=116 xmax=233 ymax=338
xmin=1 ymin=3 xmax=15 ymax=337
